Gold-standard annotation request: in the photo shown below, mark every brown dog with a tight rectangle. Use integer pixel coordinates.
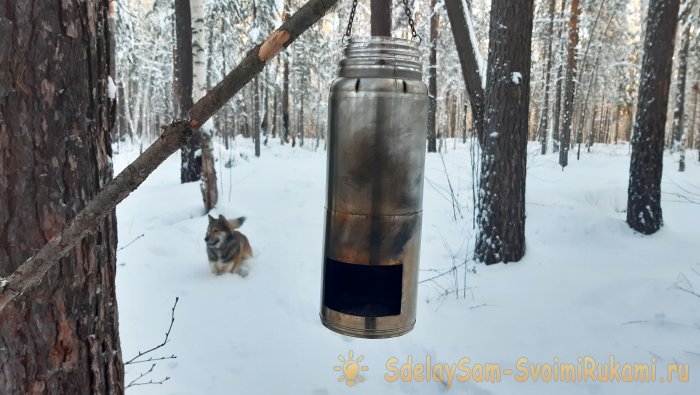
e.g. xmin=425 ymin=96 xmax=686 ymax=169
xmin=205 ymin=215 xmax=253 ymax=276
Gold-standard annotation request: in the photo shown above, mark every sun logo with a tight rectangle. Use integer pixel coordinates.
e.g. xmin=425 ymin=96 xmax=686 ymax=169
xmin=334 ymin=350 xmax=369 ymax=387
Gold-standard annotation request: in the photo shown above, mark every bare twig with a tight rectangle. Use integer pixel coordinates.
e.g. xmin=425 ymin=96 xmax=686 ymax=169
xmin=117 ymin=233 xmax=145 ymax=252
xmin=128 ymin=378 xmax=171 ymax=387
xmin=126 ymin=355 xmax=177 ymax=365
xmin=622 ymin=320 xmax=650 ymax=325
xmin=439 ymin=153 xmax=463 ymax=221
xmin=420 ymin=263 xmax=468 ymax=284
xmin=662 ymin=190 xmax=700 ymax=204
xmin=126 ymin=363 xmax=155 ymax=388
xmin=125 ymin=363 xmax=171 ymax=389
xmin=0 ymin=0 xmax=341 ymax=313
xmin=673 ymin=271 xmax=700 ymax=299
xmin=419 ymin=225 xmax=476 ymax=303
xmin=124 ymin=298 xmax=179 ymax=389
xmin=126 ymin=297 xmax=179 ymax=365
xmin=675 ymin=285 xmax=700 ymax=299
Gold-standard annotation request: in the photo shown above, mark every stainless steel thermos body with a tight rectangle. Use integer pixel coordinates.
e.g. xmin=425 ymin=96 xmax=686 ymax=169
xmin=321 ymin=37 xmax=429 ymax=338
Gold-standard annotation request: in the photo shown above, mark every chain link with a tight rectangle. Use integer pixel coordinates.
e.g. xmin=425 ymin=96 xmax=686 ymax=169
xmin=402 ymin=0 xmax=421 ymax=43
xmin=341 ymin=0 xmax=422 ymax=44
xmin=343 ymin=0 xmax=359 ymax=44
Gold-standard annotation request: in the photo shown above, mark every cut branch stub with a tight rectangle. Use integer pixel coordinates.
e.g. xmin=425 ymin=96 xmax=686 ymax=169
xmin=259 ymin=30 xmax=292 ymax=62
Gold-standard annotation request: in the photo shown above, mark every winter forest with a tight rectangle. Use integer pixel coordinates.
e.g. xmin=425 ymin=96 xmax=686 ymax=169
xmin=1 ymin=0 xmax=699 ymax=393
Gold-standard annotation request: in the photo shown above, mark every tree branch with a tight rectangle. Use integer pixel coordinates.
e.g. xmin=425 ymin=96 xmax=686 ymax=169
xmin=0 ymin=0 xmax=341 ymax=313
xmin=444 ymin=0 xmax=486 ymax=144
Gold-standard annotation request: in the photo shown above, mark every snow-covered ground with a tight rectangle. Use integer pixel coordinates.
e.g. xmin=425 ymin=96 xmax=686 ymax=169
xmin=114 ymin=138 xmax=700 ymax=395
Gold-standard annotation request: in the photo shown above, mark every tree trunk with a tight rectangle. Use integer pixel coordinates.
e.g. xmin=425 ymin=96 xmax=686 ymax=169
xmin=427 ymin=0 xmax=439 ymax=153
xmin=445 ymin=0 xmax=486 ymax=142
xmin=371 ymin=0 xmax=392 ymax=36
xmin=552 ymin=64 xmax=563 ymax=152
xmin=299 ymin=89 xmax=305 ymax=147
xmin=691 ymin=85 xmax=699 ymax=154
xmin=194 ymin=0 xmax=217 ymax=205
xmin=612 ymin=107 xmax=620 ymax=144
xmin=191 ymin=0 xmax=207 ymax=102
xmin=262 ymin=84 xmax=269 ymax=146
xmin=627 ymin=0 xmax=680 ymax=234
xmin=0 ymin=1 xmax=123 ymax=393
xmin=538 ymin=0 xmax=557 ymax=155
xmin=558 ymin=0 xmax=580 ymax=168
xmin=475 ymin=0 xmax=534 ymax=264
xmin=254 ymin=76 xmax=261 ymax=156
xmin=282 ymin=58 xmax=290 ymax=144
xmin=588 ymin=105 xmax=597 ymax=148
xmin=272 ymin=89 xmax=278 ymax=139
xmin=176 ymin=0 xmax=202 ymax=183
xmin=200 ymin=133 xmax=218 ymax=211
xmin=551 ymin=0 xmax=567 ymax=153
xmin=463 ymin=103 xmax=469 ymax=143
xmin=671 ymin=24 xmax=690 ymax=154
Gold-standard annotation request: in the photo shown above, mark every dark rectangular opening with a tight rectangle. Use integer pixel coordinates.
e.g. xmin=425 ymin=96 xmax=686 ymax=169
xmin=323 ymin=258 xmax=402 ymax=317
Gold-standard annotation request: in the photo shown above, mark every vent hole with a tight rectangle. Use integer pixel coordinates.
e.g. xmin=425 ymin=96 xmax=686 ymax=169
xmin=355 ymin=79 xmax=361 ymax=92
xmin=402 ymin=80 xmax=408 ymax=93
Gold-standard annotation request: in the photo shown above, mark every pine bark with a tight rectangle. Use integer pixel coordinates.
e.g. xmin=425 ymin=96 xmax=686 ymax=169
xmin=475 ymin=0 xmax=534 ymax=264
xmin=0 ymin=1 xmax=123 ymax=393
xmin=627 ymin=0 xmax=680 ymax=234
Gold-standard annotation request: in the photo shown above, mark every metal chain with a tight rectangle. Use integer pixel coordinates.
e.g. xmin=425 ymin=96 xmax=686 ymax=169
xmin=341 ymin=0 xmax=422 ymax=44
xmin=343 ymin=0 xmax=359 ymax=44
xmin=402 ymin=0 xmax=421 ymax=43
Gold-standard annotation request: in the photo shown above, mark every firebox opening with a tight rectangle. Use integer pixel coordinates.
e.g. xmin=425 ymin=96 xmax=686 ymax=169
xmin=323 ymin=258 xmax=402 ymax=317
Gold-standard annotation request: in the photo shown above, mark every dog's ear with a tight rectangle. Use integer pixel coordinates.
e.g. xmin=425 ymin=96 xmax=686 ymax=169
xmin=218 ymin=214 xmax=227 ymax=223
xmin=208 ymin=214 xmax=215 ymax=222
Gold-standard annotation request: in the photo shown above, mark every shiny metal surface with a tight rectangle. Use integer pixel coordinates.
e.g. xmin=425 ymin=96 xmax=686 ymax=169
xmin=320 ymin=37 xmax=428 ymax=338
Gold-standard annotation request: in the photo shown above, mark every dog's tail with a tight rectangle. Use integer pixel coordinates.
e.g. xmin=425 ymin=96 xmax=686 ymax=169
xmin=227 ymin=216 xmax=246 ymax=230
